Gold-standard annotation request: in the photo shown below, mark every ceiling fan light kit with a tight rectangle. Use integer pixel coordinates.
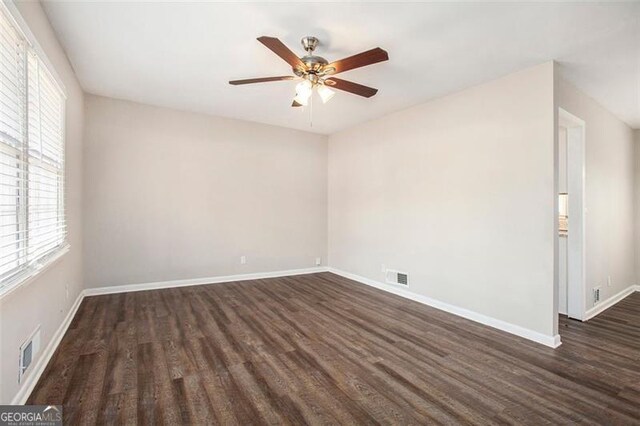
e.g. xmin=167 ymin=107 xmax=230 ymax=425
xmin=229 ymin=35 xmax=388 ymax=109
xmin=317 ymin=84 xmax=335 ymax=103
xmin=294 ymin=80 xmax=313 ymax=105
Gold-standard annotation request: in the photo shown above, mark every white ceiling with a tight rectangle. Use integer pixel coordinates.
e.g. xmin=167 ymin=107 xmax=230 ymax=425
xmin=42 ymin=1 xmax=640 ymax=135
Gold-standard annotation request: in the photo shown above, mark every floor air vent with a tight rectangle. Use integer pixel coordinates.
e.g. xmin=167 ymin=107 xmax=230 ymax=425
xmin=385 ymin=269 xmax=408 ymax=286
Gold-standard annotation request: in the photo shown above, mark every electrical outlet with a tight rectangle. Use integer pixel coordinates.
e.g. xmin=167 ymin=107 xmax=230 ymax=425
xmin=381 ymin=264 xmax=386 ymax=273
xmin=607 ymin=276 xmax=611 ymax=287
xmin=65 ymin=283 xmax=69 ymax=300
xmin=315 ymin=257 xmax=321 ymax=266
xmin=240 ymin=256 xmax=246 ymax=265
xmin=593 ymin=287 xmax=601 ymax=305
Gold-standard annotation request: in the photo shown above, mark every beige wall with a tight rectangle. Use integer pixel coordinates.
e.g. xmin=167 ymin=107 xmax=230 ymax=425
xmin=328 ymin=62 xmax=557 ymax=338
xmin=0 ymin=1 xmax=84 ymax=404
xmin=557 ymin=79 xmax=636 ymax=310
xmin=83 ymin=95 xmax=327 ymax=288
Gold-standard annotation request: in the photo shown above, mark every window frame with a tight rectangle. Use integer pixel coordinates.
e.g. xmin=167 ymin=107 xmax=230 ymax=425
xmin=0 ymin=1 xmax=69 ymax=299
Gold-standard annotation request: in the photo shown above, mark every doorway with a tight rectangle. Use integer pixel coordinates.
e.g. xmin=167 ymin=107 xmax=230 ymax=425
xmin=557 ymin=108 xmax=586 ymax=320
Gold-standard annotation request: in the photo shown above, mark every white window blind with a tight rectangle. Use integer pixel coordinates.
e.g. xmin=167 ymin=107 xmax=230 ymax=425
xmin=0 ymin=5 xmax=66 ymax=290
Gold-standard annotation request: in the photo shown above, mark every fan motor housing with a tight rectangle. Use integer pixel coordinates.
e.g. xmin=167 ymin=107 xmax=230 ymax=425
xmin=294 ymin=36 xmax=329 ymax=76
xmin=295 ymin=55 xmax=328 ymax=76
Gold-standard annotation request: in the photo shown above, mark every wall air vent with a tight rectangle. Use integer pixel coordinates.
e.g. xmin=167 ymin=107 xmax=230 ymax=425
xmin=385 ymin=269 xmax=409 ymax=286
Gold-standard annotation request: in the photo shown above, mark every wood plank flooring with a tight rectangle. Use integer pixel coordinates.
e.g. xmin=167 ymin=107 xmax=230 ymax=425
xmin=28 ymin=272 xmax=640 ymax=424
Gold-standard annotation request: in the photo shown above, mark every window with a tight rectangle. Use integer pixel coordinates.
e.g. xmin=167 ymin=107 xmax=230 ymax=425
xmin=1 ymin=5 xmax=66 ymax=293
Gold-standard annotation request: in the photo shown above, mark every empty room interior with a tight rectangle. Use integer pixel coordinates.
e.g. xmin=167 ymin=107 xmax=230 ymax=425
xmin=1 ymin=0 xmax=640 ymax=424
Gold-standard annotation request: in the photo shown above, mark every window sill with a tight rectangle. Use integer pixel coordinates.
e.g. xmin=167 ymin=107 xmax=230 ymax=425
xmin=0 ymin=244 xmax=70 ymax=301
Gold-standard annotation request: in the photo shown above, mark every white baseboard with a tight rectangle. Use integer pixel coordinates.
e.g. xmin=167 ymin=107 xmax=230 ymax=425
xmin=84 ymin=266 xmax=329 ymax=296
xmin=583 ymin=284 xmax=639 ymax=321
xmin=11 ymin=290 xmax=84 ymax=405
xmin=328 ymin=267 xmax=562 ymax=349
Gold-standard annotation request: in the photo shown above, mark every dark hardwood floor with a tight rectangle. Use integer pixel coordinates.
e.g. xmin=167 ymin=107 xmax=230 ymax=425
xmin=28 ymin=272 xmax=640 ymax=425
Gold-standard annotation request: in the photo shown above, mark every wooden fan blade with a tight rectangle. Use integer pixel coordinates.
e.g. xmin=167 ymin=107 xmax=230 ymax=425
xmin=324 ymin=77 xmax=378 ymax=98
xmin=229 ymin=76 xmax=294 ymax=85
xmin=325 ymin=48 xmax=388 ymax=74
xmin=292 ymin=100 xmax=303 ymax=107
xmin=257 ymin=36 xmax=306 ymax=70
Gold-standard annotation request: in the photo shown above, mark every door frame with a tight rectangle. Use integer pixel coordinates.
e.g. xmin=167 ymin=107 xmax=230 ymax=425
xmin=558 ymin=108 xmax=586 ymax=321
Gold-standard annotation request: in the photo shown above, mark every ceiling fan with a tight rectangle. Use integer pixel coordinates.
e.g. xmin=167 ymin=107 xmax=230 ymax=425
xmin=229 ymin=36 xmax=388 ymax=107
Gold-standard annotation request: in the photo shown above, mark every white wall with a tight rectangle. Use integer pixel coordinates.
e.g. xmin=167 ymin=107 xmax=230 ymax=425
xmin=328 ymin=62 xmax=557 ymax=338
xmin=557 ymin=79 xmax=636 ymax=310
xmin=83 ymin=95 xmax=327 ymax=288
xmin=0 ymin=1 xmax=84 ymax=404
